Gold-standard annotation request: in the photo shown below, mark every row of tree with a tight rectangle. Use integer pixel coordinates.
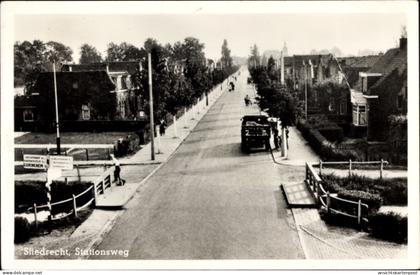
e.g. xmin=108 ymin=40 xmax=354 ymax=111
xmin=14 ymin=38 xmax=238 ymax=123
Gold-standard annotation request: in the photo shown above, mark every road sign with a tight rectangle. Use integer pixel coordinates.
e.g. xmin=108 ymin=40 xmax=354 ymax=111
xmin=49 ymin=155 xmax=73 ymax=170
xmin=23 ymin=154 xmax=47 ymax=170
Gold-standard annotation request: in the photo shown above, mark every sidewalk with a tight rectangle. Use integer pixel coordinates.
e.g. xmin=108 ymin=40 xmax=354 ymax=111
xmin=292 ymin=208 xmax=407 ymax=259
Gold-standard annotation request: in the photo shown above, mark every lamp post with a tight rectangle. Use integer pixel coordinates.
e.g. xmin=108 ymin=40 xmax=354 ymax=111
xmin=53 ymin=61 xmax=61 ymax=155
xmin=148 ymin=53 xmax=155 ymax=161
xmin=304 ymin=62 xmax=308 ymax=120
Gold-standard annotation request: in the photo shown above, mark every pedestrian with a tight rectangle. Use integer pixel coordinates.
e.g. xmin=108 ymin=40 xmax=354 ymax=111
xmin=111 ymin=154 xmax=125 ymax=186
xmin=286 ymin=128 xmax=289 ymax=149
xmin=273 ymin=127 xmax=279 ymax=149
xmin=244 ymin=95 xmax=250 ymax=106
xmin=159 ymin=119 xmax=167 ymax=136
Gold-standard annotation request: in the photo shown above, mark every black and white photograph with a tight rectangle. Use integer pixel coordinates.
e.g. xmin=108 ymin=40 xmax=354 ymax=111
xmin=1 ymin=1 xmax=419 ymax=271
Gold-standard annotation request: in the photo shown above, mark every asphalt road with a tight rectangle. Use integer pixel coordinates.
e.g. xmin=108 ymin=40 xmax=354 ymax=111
xmin=91 ymin=68 xmax=305 ymax=259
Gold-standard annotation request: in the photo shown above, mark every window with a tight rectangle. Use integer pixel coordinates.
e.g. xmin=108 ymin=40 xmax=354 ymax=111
xmin=23 ymin=109 xmax=34 ymax=122
xmin=72 ymin=81 xmax=79 ymax=89
xmin=81 ymin=105 xmax=90 ymax=120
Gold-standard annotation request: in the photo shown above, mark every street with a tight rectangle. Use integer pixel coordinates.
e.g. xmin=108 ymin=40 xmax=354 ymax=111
xmin=91 ymin=69 xmax=305 ymax=259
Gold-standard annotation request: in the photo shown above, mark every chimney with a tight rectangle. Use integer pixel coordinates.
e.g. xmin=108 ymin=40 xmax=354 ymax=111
xmin=399 ymin=37 xmax=407 ymax=50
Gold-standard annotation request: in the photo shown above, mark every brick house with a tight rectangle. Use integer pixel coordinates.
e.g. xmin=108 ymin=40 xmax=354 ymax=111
xmin=61 ymin=61 xmax=142 ymax=120
xmin=350 ymin=37 xmax=407 ymax=142
xmin=15 ymin=71 xmax=116 ymax=131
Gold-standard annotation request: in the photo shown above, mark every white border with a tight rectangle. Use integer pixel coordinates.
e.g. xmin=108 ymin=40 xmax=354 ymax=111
xmin=1 ymin=1 xmax=419 ymax=270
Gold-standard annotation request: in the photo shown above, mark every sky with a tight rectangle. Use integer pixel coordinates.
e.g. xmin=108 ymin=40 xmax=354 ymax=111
xmin=14 ymin=11 xmax=407 ymax=62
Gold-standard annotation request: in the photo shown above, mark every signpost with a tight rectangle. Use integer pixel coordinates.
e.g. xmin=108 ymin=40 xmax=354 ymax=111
xmin=23 ymin=154 xmax=47 ymax=170
xmin=49 ymin=155 xmax=73 ymax=170
xmin=23 ymin=154 xmax=73 ymax=228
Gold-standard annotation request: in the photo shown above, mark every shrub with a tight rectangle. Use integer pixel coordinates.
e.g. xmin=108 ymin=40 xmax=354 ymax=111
xmin=15 ymin=216 xmax=32 ymax=243
xmin=369 ymin=212 xmax=407 ymax=243
xmin=319 ymin=127 xmax=344 ymax=142
xmin=337 ymin=189 xmax=382 ymax=214
xmin=115 ymin=133 xmax=141 ymax=157
xmin=321 ymin=174 xmax=407 ymax=206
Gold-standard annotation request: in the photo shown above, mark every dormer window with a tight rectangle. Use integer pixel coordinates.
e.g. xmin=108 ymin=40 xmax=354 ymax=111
xmin=359 ymin=72 xmax=382 ymax=93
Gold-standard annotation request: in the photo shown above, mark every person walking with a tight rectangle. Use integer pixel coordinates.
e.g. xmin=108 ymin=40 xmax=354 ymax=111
xmin=111 ymin=154 xmax=125 ymax=186
xmin=159 ymin=119 xmax=167 ymax=136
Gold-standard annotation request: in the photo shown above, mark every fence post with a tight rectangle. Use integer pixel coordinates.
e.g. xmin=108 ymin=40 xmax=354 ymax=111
xmin=349 ymin=159 xmax=352 ymax=177
xmin=107 ymin=148 xmax=111 ymax=160
xmin=357 ymin=199 xmax=362 ymax=226
xmin=85 ymin=149 xmax=89 ymax=161
xmin=101 ymin=180 xmax=104 ymax=194
xmin=93 ymin=184 xmax=97 ymax=207
xmin=72 ymin=194 xmax=78 ymax=218
xmin=33 ymin=203 xmax=38 ymax=229
xmin=319 ymin=160 xmax=323 ymax=176
xmin=65 ymin=177 xmax=68 ymax=185
xmin=76 ymin=164 xmax=81 ymax=183
xmin=326 ymin=192 xmax=331 ymax=214
xmin=380 ymin=158 xmax=384 ymax=179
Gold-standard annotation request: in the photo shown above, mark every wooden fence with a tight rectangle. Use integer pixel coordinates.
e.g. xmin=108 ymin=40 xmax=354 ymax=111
xmin=304 ymin=161 xmax=390 ymax=226
xmin=24 ymin=166 xmax=116 ymax=228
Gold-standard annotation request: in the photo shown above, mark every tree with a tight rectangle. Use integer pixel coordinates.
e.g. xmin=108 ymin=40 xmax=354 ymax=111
xmin=267 ymin=56 xmax=278 ymax=82
xmin=14 ymin=40 xmax=73 ymax=89
xmin=79 ymin=44 xmax=102 ymax=64
xmin=248 ymin=44 xmax=260 ymax=67
xmin=105 ymin=42 xmax=143 ymax=62
xmin=44 ymin=41 xmax=73 ymax=64
xmin=221 ymin=39 xmax=233 ymax=69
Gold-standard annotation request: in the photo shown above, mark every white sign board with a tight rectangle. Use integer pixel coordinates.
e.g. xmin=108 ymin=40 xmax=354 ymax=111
xmin=49 ymin=156 xmax=73 ymax=170
xmin=23 ymin=154 xmax=47 ymax=170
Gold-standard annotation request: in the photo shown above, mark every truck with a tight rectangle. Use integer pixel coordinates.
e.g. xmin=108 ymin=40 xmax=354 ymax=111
xmin=241 ymin=115 xmax=271 ymax=152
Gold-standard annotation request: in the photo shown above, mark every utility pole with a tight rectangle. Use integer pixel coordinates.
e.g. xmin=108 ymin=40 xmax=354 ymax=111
xmin=148 ymin=53 xmax=155 ymax=161
xmin=304 ymin=62 xmax=308 ymax=120
xmin=53 ymin=61 xmax=61 ymax=155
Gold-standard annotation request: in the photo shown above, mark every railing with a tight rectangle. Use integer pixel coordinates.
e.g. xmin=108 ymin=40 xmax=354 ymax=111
xmin=22 ymin=166 xmax=116 ymax=228
xmin=305 ymin=161 xmax=371 ymax=226
xmin=314 ymin=159 xmax=388 ymax=179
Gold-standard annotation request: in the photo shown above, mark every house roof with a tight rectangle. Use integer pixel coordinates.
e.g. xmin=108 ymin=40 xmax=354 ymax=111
xmin=33 ymin=71 xmax=116 ymax=93
xmin=283 ymin=56 xmax=294 ymax=66
xmin=350 ymin=89 xmax=367 ymax=105
xmin=62 ymin=61 xmax=140 ymax=75
xmin=367 ymin=46 xmax=407 ymax=91
xmin=292 ymin=54 xmax=333 ymax=69
xmin=338 ymin=55 xmax=380 ymax=68
xmin=367 ymin=47 xmax=407 ymax=76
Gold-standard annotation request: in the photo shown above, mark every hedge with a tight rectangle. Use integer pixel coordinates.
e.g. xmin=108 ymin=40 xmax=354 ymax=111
xmin=369 ymin=212 xmax=407 ymax=243
xmin=337 ymin=189 xmax=383 ymax=214
xmin=297 ymin=120 xmax=361 ymax=161
xmin=319 ymin=127 xmax=344 ymax=142
xmin=321 ymin=174 xmax=407 ymax=206
xmin=15 ymin=216 xmax=32 ymax=243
